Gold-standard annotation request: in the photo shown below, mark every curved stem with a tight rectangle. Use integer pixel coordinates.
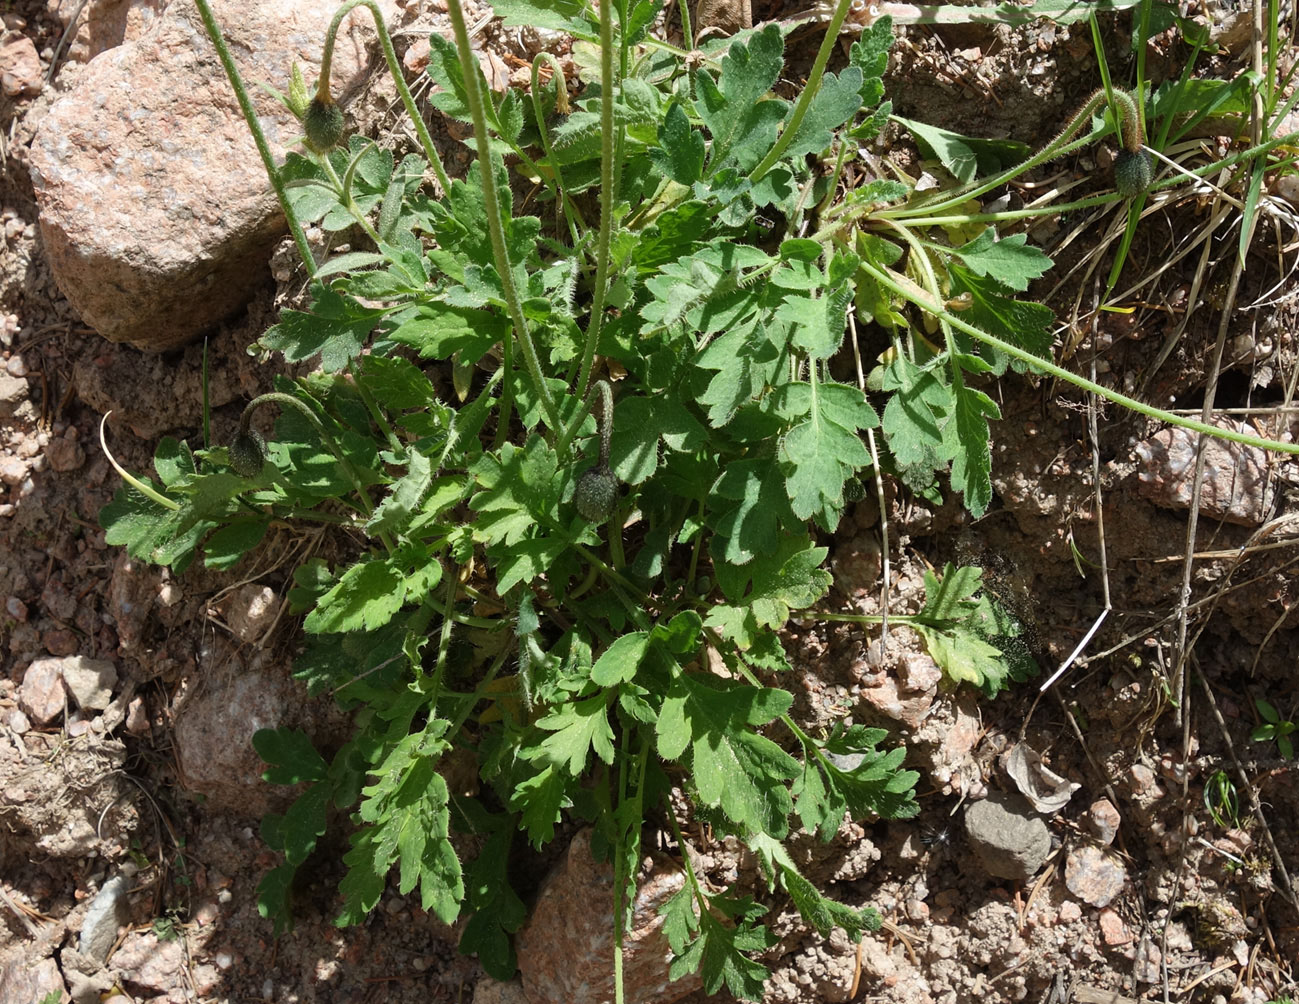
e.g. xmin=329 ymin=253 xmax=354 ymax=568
xmin=319 ymin=0 xmax=453 ymax=195
xmin=855 ymin=257 xmax=1299 ymax=457
xmin=239 ymin=392 xmax=390 ymax=530
xmin=192 ymin=0 xmax=316 ymax=275
xmin=557 ymin=379 xmax=613 ymax=460
xmin=748 ymin=0 xmax=856 ymax=184
xmin=98 ymin=413 xmax=181 ymax=511
xmin=446 ymin=0 xmax=562 ymax=434
xmin=574 ymin=0 xmax=619 ymax=401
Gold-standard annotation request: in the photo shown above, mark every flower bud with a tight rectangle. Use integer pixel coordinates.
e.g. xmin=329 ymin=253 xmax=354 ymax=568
xmin=574 ymin=465 xmax=619 ymax=523
xmin=304 ymin=94 xmax=345 ymax=154
xmin=1114 ymin=149 xmax=1153 ymax=198
xmin=229 ymin=429 xmax=267 ymax=477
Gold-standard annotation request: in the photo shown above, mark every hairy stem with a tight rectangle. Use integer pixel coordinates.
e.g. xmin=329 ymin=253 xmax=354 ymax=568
xmin=854 ymin=257 xmax=1299 ymax=457
xmin=192 ymin=0 xmax=316 ymax=275
xmin=574 ymin=0 xmax=619 ymax=401
xmin=748 ymin=0 xmax=857 ymax=184
xmin=445 ymin=0 xmax=562 ymax=433
xmin=318 ymin=0 xmax=453 ymax=195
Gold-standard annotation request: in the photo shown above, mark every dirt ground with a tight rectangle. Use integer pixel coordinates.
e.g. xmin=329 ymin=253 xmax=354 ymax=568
xmin=2 ymin=1 xmax=1298 ymax=1003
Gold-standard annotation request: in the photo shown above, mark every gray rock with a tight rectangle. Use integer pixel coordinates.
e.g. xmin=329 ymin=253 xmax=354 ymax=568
xmin=61 ymin=656 xmax=118 ymax=711
xmin=963 ymin=789 xmax=1052 ymax=881
xmin=79 ymin=875 xmax=129 ymax=962
xmin=516 ymin=828 xmax=702 ymax=1004
xmin=29 ymin=0 xmax=400 ymax=351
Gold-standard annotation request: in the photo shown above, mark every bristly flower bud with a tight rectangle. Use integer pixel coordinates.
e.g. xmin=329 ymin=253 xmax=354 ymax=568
xmin=574 ymin=465 xmax=619 ymax=523
xmin=1114 ymin=149 xmax=1153 ymax=198
xmin=304 ymin=94 xmax=345 ymax=154
xmin=229 ymin=428 xmax=267 ymax=477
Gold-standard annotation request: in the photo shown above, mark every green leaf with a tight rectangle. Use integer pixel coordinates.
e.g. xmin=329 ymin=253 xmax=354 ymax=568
xmin=259 ymin=285 xmax=385 ymax=373
xmin=696 ymin=24 xmax=787 ymax=173
xmin=948 ymin=264 xmax=1053 ymax=374
xmin=747 ymin=831 xmax=882 ymax=939
xmin=607 ymin=395 xmax=706 ymax=485
xmin=304 ymin=553 xmax=440 ymax=634
xmin=792 ymin=724 xmax=919 ymax=839
xmin=527 ymin=694 xmax=616 ymax=776
xmin=666 ymin=893 xmax=774 ymax=1000
xmin=511 ymin=763 xmax=573 ymax=848
xmin=911 ymin=563 xmax=1021 ymax=695
xmin=202 ymin=520 xmax=268 ymax=570
xmin=254 ymin=728 xmax=328 ymax=785
xmin=708 ymin=458 xmax=798 ymax=566
xmin=366 ymin=450 xmax=433 ymax=537
xmin=458 ymin=809 xmax=526 ymax=979
xmin=488 ymin=0 xmax=597 ymax=39
xmin=656 ymin=672 xmax=798 ymax=837
xmin=712 ymin=535 xmax=832 ymax=631
xmin=880 ymin=355 xmax=953 ymax=487
xmin=948 ymin=228 xmax=1052 ymax=292
xmin=339 ymin=729 xmax=463 ymax=926
xmin=650 ymin=102 xmax=705 ymax=185
xmin=778 ymin=67 xmax=864 ymax=161
xmin=895 ymin=116 xmax=1030 ymax=183
xmin=778 ymin=380 xmax=877 ymax=524
xmin=388 ymin=303 xmax=506 ymax=364
xmin=945 ymin=381 xmax=999 ymax=517
xmin=590 ymin=632 xmax=650 ymax=686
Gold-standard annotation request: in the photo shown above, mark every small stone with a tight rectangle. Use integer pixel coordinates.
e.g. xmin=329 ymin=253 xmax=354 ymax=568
xmin=964 ymin=790 xmax=1052 ymax=881
xmin=1085 ymin=798 xmax=1121 ymax=845
xmin=1065 ymin=844 xmax=1128 ymax=907
xmin=225 ymin=584 xmax=279 ymax=643
xmin=5 ymin=355 xmax=26 ymax=377
xmin=5 ymin=594 xmax=27 ymax=621
xmin=7 ymin=708 xmax=30 ymax=734
xmin=402 ymin=36 xmax=430 ymax=73
xmin=0 ymin=455 xmax=26 ymax=486
xmin=80 ymin=875 xmax=129 ymax=962
xmin=472 ymin=978 xmax=532 ymax=1004
xmin=0 ymin=34 xmax=42 ymax=98
xmin=18 ymin=658 xmax=66 ymax=724
xmin=1099 ymin=907 xmax=1131 ymax=945
xmin=60 ymin=655 xmax=118 ymax=710
xmin=46 ymin=435 xmax=85 ymax=472
xmin=125 ymin=696 xmax=149 ymax=734
xmin=1058 ymin=900 xmax=1082 ymax=924
xmin=42 ymin=628 xmax=78 ymax=656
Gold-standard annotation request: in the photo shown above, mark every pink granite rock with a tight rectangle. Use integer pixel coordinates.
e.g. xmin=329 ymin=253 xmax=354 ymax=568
xmin=29 ymin=0 xmax=399 ymax=350
xmin=515 ymin=828 xmax=702 ymax=1004
xmin=0 ymin=34 xmax=42 ymax=98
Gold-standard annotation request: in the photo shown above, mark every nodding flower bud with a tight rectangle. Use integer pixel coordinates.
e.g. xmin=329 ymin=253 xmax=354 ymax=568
xmin=1114 ymin=149 xmax=1153 ymax=199
xmin=304 ymin=94 xmax=345 ymax=154
xmin=228 ymin=428 xmax=267 ymax=477
xmin=574 ymin=464 xmax=619 ymax=524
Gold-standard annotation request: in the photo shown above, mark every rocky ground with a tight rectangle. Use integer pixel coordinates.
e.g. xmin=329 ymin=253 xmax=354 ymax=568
xmin=1 ymin=1 xmax=1298 ymax=1003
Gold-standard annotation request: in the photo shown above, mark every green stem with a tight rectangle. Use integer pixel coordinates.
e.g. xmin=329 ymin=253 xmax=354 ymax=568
xmin=319 ymin=0 xmax=453 ymax=195
xmin=319 ymin=152 xmax=385 ymax=244
xmin=557 ymin=379 xmax=613 ymax=459
xmin=348 ymin=360 xmax=403 ymax=456
xmin=445 ymin=0 xmax=562 ymax=434
xmin=574 ymin=0 xmax=619 ymax=401
xmin=855 ymin=257 xmax=1299 ymax=457
xmin=192 ymin=0 xmax=316 ymax=275
xmin=239 ymin=392 xmax=393 ymax=533
xmin=748 ymin=0 xmax=857 ymax=184
xmin=530 ymin=53 xmax=584 ymax=247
